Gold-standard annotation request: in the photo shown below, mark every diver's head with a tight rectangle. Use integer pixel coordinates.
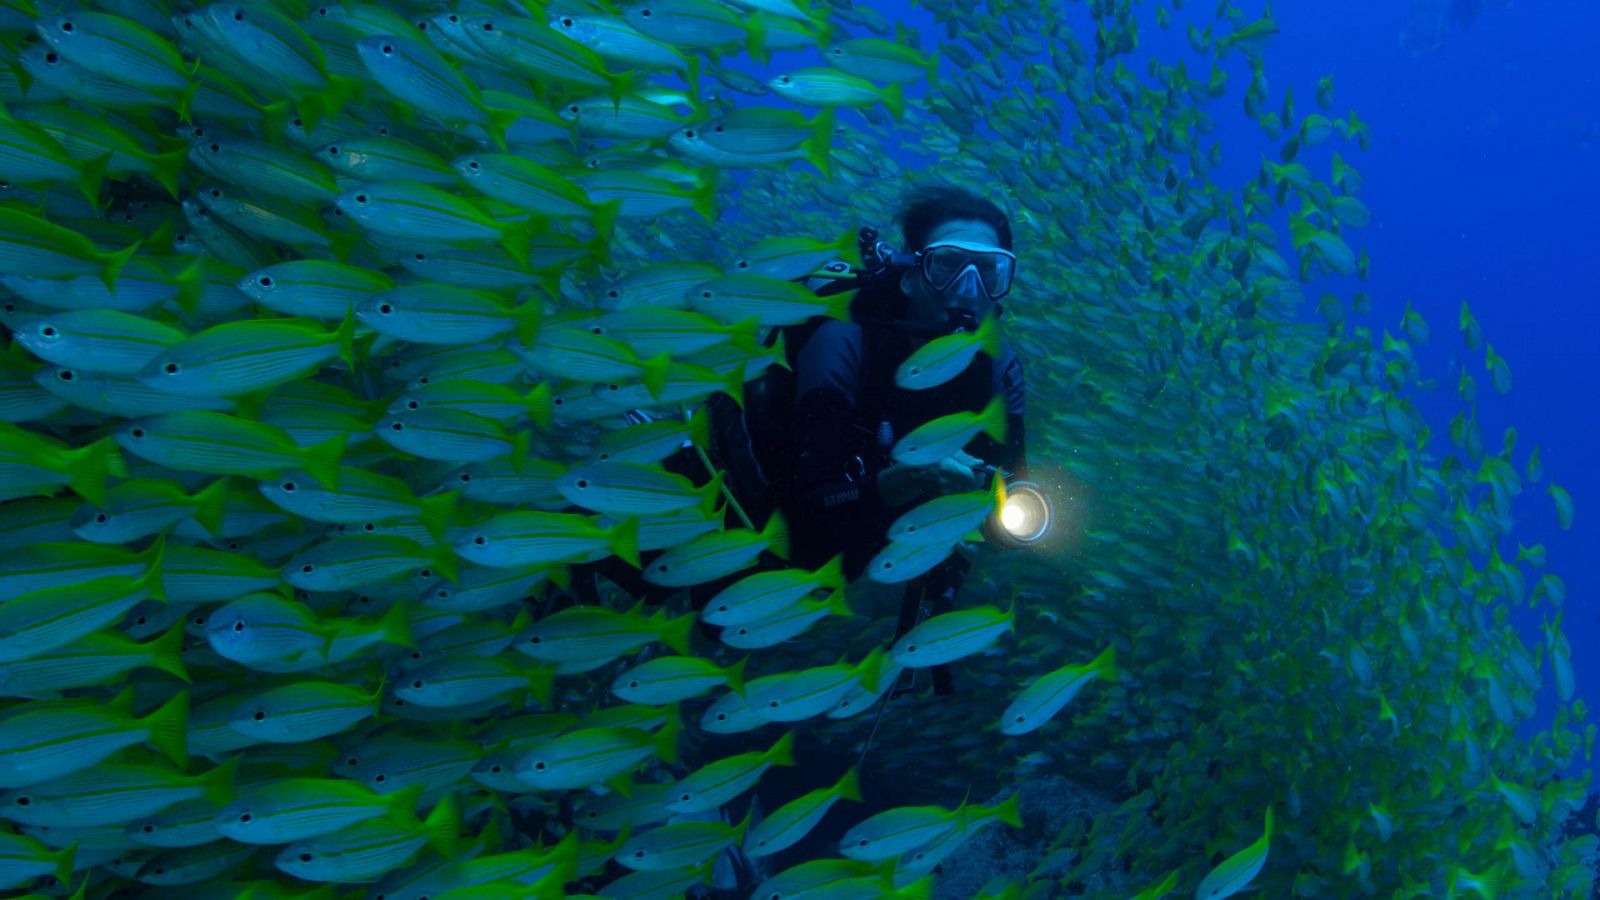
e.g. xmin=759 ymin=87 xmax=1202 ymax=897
xmin=895 ymin=185 xmax=1015 ymax=334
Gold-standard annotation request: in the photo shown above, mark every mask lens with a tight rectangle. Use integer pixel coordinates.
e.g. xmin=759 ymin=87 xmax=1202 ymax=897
xmin=921 ymin=245 xmax=1013 ymax=299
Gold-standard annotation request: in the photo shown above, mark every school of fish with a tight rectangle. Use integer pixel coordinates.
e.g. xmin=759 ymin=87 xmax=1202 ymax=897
xmin=0 ymin=0 xmax=1590 ymax=897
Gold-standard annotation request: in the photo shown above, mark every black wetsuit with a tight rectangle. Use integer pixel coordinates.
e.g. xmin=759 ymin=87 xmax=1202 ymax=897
xmin=785 ymin=319 xmax=1028 ymax=579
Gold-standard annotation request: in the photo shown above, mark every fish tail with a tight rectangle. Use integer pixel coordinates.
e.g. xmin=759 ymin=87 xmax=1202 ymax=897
xmin=136 ymin=534 xmax=168 ymax=603
xmin=376 ymin=598 xmax=415 ymax=649
xmin=143 ymin=689 xmax=190 ymax=769
xmin=687 ymin=405 xmax=713 ymax=449
xmin=149 ymin=148 xmax=187 ymax=200
xmin=767 ymin=730 xmax=797 ymax=766
xmin=486 ymin=106 xmax=521 ymax=151
xmin=979 ymin=394 xmax=1008 ymax=443
xmin=977 ymin=314 xmax=1003 ymax=357
xmin=201 ymin=754 xmax=242 ymax=806
xmin=50 ymin=844 xmax=75 ymax=887
xmin=302 ymin=433 xmax=348 ymax=490
xmin=63 ymin=436 xmax=126 ymax=506
xmin=589 ymin=198 xmax=622 ymax=247
xmin=99 ymin=239 xmax=142 ymax=293
xmin=428 ymin=545 xmax=458 ymax=584
xmin=641 ymin=352 xmax=672 ymax=401
xmin=526 ymin=666 xmax=556 ymax=710
xmin=420 ymin=792 xmax=460 ymax=857
xmin=418 ymin=490 xmax=459 ymax=544
xmin=823 ymin=587 xmax=853 ymax=618
xmin=761 ymin=510 xmax=790 ymax=560
xmin=1089 ymin=645 xmax=1118 ymax=681
xmin=815 ymin=553 xmax=846 ymax=590
xmin=835 ymin=765 xmax=863 ymax=802
xmin=190 ymin=476 xmax=230 ymax=538
xmin=519 ymin=381 xmax=553 ymax=430
xmin=993 ymin=792 xmax=1023 ymax=828
xmin=331 ymin=307 xmax=359 ymax=370
xmin=654 ymin=707 xmax=681 ymax=765
xmin=745 ymin=13 xmax=769 ymax=65
xmin=881 ymin=82 xmax=906 ymax=120
xmin=691 ymin=177 xmax=718 ymax=223
xmin=699 ymin=469 xmax=726 ymax=515
xmin=609 ymin=517 xmax=641 ymax=569
xmin=148 ymin=621 xmax=191 ymax=682
xmin=660 ymin=610 xmax=696 ymax=656
xmin=720 ymin=362 xmax=747 ymax=408
xmin=77 ymin=152 xmax=109 ymax=209
xmin=723 ymin=656 xmax=748 ymax=694
xmin=499 ymin=220 xmax=535 ymax=272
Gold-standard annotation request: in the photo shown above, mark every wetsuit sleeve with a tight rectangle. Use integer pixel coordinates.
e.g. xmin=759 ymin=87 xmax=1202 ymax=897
xmin=790 ymin=321 xmax=881 ymax=515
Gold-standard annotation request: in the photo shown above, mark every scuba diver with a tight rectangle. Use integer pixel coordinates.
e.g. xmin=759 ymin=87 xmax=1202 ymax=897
xmin=711 ymin=184 xmax=1045 ymax=696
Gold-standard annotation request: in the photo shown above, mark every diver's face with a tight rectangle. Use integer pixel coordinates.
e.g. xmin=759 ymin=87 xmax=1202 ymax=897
xmin=901 ymin=218 xmax=1004 ymax=331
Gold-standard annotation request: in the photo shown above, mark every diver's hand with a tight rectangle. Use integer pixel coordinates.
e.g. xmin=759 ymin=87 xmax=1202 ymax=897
xmin=878 ymin=454 xmax=982 ymax=507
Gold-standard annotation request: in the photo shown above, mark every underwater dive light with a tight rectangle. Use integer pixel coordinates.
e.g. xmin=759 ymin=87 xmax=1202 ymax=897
xmin=984 ymin=479 xmax=1054 ymax=549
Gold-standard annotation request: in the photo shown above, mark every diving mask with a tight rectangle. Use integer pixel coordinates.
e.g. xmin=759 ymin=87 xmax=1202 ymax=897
xmin=918 ymin=240 xmax=1016 ymax=300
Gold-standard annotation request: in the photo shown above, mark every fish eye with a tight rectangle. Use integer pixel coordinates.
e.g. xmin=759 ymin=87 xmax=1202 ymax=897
xmin=94 ymin=513 xmax=108 ymax=524
xmin=207 ymin=188 xmax=221 ymax=198
xmin=299 ymin=852 xmax=312 ymax=862
xmin=231 ymin=10 xmax=243 ymax=21
xmin=281 ymin=481 xmax=296 ymax=492
xmin=457 ymin=473 xmax=471 ymax=482
xmin=447 ymin=14 xmax=459 ymax=22
xmin=130 ymin=428 xmax=145 ymax=438
xmin=632 ymin=850 xmax=645 ymax=859
xmin=416 ymin=21 xmax=428 ymax=30
xmin=15 ymin=796 xmax=30 ymax=806
xmin=291 ymin=117 xmax=303 ymax=128
xmin=406 ymin=400 xmax=419 ymax=410
xmin=575 ymin=479 xmax=588 ymax=488
xmin=301 ymin=564 xmax=314 ymax=573
xmin=490 ymin=764 xmax=502 ymax=773
xmin=325 ymin=146 xmax=339 ymax=156
xmin=480 ymin=21 xmax=494 ymax=31
xmin=252 ymin=710 xmax=266 ymax=721
xmin=390 ymin=422 xmax=403 ymax=431
xmin=377 ymin=303 xmax=394 ymax=314
xmin=141 ymin=824 xmax=154 ymax=833
xmin=473 ymin=536 xmax=486 ymax=545
xmin=639 ymin=7 xmax=652 ymax=15
xmin=381 ymin=43 xmax=394 ymax=54
xmin=467 ymin=160 xmax=479 ymax=170
xmin=238 ymin=813 xmax=251 ymax=822
xmin=561 ymin=17 xmax=573 ymax=26
xmin=163 ymin=363 xmax=179 ymax=374
xmin=346 ymin=757 xmax=358 ymax=766
xmin=208 ymin=143 xmax=220 ymax=152
xmin=684 ymin=129 xmax=696 ymax=138
xmin=233 ymin=621 xmax=244 ymax=632
xmin=59 ymin=21 xmax=73 ymax=32
xmin=714 ymin=124 xmax=725 ymax=132
xmin=373 ymin=773 xmax=385 ymax=782
xmin=532 ymin=761 xmax=545 ymax=770
xmin=905 ymin=643 xmax=917 ymax=651
xmin=56 ymin=370 xmax=74 ymax=382
xmin=412 ymin=252 xmax=426 ymax=261
xmin=38 ymin=325 xmax=58 ymax=338
xmin=44 ymin=52 xmax=59 ymax=63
